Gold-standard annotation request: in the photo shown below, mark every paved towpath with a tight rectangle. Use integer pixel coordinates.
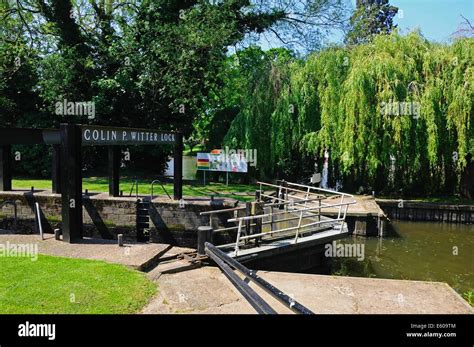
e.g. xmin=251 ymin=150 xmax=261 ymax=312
xmin=142 ymin=266 xmax=474 ymax=314
xmin=0 ymin=232 xmax=192 ymax=271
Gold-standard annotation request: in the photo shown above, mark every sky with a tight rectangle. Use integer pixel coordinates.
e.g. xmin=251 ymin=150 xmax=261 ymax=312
xmin=328 ymin=0 xmax=474 ymax=44
xmin=390 ymin=0 xmax=474 ymax=42
xmin=254 ymin=0 xmax=474 ymax=52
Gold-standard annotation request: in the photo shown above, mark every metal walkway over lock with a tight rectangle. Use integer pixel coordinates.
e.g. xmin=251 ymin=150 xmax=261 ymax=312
xmin=200 ymin=181 xmax=356 ymax=260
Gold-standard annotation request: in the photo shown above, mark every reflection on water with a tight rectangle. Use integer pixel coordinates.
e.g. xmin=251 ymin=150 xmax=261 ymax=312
xmin=331 ymin=221 xmax=474 ymax=295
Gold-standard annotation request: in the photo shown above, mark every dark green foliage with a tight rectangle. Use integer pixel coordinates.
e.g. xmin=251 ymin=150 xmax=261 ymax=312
xmin=345 ymin=0 xmax=398 ymax=45
xmin=0 ymin=0 xmax=304 ymax=176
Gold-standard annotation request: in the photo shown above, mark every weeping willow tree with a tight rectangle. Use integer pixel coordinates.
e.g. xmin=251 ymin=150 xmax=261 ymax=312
xmin=223 ymin=32 xmax=473 ymax=196
xmin=223 ymin=47 xmax=310 ymax=179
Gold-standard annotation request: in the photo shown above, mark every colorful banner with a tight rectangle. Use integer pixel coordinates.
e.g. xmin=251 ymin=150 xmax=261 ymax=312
xmin=196 ymin=150 xmax=248 ymax=173
xmin=197 ymin=157 xmax=210 ymax=170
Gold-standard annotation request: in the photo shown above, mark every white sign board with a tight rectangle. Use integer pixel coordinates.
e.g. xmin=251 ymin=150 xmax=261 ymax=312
xmin=197 ymin=150 xmax=248 ymax=173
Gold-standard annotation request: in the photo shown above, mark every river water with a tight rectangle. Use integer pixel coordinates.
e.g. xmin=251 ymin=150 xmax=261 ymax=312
xmin=330 ymin=221 xmax=474 ymax=296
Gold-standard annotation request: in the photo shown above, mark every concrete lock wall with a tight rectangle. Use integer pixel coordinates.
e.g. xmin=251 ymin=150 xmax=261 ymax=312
xmin=0 ymin=191 xmax=236 ymax=247
xmin=376 ymin=199 xmax=474 ymax=223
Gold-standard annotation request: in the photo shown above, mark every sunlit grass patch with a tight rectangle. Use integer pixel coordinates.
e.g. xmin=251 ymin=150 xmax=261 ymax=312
xmin=0 ymin=254 xmax=156 ymax=314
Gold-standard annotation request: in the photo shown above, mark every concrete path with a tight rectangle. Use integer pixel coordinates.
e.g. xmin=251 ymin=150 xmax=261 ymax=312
xmin=309 ymin=194 xmax=385 ymax=217
xmin=2 ymin=232 xmax=471 ymax=314
xmin=142 ymin=266 xmax=474 ymax=314
xmin=0 ymin=232 xmax=192 ymax=270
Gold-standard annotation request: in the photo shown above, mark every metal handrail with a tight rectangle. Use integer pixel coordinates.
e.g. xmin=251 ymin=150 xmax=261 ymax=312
xmin=196 ymin=181 xmax=356 ymax=256
xmin=227 ymin=200 xmax=354 ymax=223
xmin=199 ymin=196 xmax=322 ymax=217
xmin=129 ymin=178 xmax=138 ymax=198
xmin=238 ymin=217 xmax=345 ymax=241
xmin=259 ymin=182 xmax=327 ymax=198
xmin=35 ymin=202 xmax=44 ymax=240
xmin=233 ymin=181 xmax=355 ymax=256
xmin=151 ymin=178 xmax=172 ymax=200
xmin=200 ymin=196 xmax=325 ymax=231
xmin=0 ymin=200 xmax=17 ymax=230
xmin=272 ymin=180 xmax=355 ymax=198
xmin=212 ymin=209 xmax=324 ymax=233
xmin=200 ymin=206 xmax=246 ymax=216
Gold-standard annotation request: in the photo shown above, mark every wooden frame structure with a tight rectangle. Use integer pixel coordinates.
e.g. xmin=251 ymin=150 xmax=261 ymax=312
xmin=0 ymin=124 xmax=183 ymax=243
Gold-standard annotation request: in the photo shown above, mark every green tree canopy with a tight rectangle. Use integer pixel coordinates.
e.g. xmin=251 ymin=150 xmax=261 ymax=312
xmin=0 ymin=0 xmax=348 ymax=175
xmin=345 ymin=0 xmax=398 ymax=45
xmin=222 ymin=33 xmax=473 ymax=197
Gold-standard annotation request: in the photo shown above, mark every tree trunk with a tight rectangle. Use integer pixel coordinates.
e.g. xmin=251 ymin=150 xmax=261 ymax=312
xmin=460 ymin=155 xmax=474 ymax=199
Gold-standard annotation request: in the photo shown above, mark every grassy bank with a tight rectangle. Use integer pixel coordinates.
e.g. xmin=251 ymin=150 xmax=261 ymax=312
xmin=10 ymin=178 xmax=472 ymax=204
xmin=463 ymin=291 xmax=474 ymax=306
xmin=12 ymin=178 xmax=262 ymax=202
xmin=0 ymin=254 xmax=156 ymax=314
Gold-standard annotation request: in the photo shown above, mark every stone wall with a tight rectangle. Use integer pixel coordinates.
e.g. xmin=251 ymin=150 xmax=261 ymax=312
xmin=148 ymin=199 xmax=236 ymax=247
xmin=345 ymin=215 xmax=387 ymax=237
xmin=0 ymin=191 xmax=236 ymax=247
xmin=376 ymin=199 xmax=474 ymax=223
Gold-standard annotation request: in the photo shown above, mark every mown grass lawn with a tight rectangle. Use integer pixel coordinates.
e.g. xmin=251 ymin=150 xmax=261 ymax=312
xmin=0 ymin=254 xmax=156 ymax=314
xmin=13 ymin=178 xmax=264 ymax=201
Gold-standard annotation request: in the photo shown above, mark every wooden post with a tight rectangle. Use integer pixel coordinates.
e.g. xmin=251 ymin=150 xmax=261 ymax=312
xmin=108 ymin=146 xmax=120 ymax=197
xmin=255 ymin=190 xmax=261 ymax=202
xmin=277 ymin=180 xmax=286 ymax=210
xmin=197 ymin=226 xmax=213 ymax=256
xmin=253 ymin=201 xmax=264 ymax=246
xmin=245 ymin=201 xmax=251 ymax=238
xmin=173 ymin=132 xmax=183 ymax=200
xmin=270 ymin=206 xmax=275 ymax=232
xmin=0 ymin=145 xmax=12 ymax=191
xmin=52 ymin=144 xmax=61 ymax=193
xmin=60 ymin=123 xmax=83 ymax=243
xmin=318 ymin=198 xmax=321 ymax=221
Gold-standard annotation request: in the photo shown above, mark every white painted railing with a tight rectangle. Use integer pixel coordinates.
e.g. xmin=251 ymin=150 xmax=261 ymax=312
xmin=200 ymin=181 xmax=356 ymax=256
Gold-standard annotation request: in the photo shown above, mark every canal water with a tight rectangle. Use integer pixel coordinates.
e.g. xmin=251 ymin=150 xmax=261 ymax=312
xmin=329 ymin=221 xmax=474 ymax=296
